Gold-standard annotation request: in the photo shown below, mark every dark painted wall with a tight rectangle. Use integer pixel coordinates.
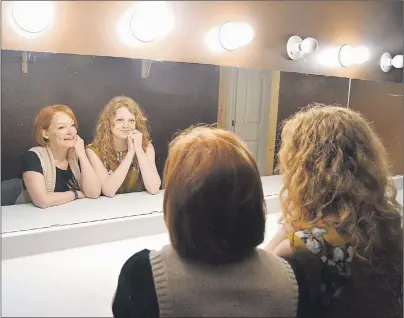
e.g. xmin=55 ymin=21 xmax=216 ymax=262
xmin=275 ymin=71 xmax=403 ymax=175
xmin=275 ymin=72 xmax=349 ymax=169
xmin=1 ymin=50 xmax=220 ymax=181
xmin=349 ymin=80 xmax=404 ymax=175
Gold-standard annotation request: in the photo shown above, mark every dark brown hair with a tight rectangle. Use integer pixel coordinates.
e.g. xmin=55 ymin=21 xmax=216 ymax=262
xmin=163 ymin=126 xmax=266 ymax=264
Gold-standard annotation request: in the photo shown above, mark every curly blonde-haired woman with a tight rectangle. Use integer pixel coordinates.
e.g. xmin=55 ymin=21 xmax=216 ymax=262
xmin=86 ymin=96 xmax=161 ymax=197
xmin=266 ymin=104 xmax=402 ymax=318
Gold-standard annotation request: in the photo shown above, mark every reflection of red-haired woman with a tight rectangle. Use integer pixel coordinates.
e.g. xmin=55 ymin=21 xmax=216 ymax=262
xmin=17 ymin=105 xmax=101 ymax=208
xmin=86 ymin=96 xmax=161 ymax=197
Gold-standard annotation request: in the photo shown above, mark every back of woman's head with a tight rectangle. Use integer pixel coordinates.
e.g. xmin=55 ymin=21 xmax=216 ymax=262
xmin=163 ymin=126 xmax=266 ymax=264
xmin=278 ymin=104 xmax=402 ymax=273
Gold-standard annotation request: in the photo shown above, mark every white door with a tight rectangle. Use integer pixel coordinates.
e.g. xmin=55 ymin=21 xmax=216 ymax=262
xmin=228 ymin=68 xmax=272 ymax=175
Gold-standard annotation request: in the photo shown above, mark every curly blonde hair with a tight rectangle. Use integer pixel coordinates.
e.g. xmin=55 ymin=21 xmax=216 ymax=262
xmin=92 ymin=96 xmax=150 ymax=168
xmin=278 ymin=104 xmax=402 ymax=273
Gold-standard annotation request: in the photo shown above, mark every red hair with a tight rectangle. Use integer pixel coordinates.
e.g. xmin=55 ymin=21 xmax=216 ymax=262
xmin=163 ymin=126 xmax=266 ymax=264
xmin=34 ymin=105 xmax=78 ymax=146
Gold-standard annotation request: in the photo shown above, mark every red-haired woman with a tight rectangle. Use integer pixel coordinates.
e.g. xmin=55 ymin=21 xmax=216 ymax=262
xmin=16 ymin=105 xmax=101 ymax=208
xmin=86 ymin=96 xmax=161 ymax=197
xmin=112 ymin=126 xmax=299 ymax=318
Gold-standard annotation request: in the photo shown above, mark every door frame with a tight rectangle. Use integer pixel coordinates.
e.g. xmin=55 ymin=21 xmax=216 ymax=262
xmin=218 ymin=67 xmax=281 ymax=175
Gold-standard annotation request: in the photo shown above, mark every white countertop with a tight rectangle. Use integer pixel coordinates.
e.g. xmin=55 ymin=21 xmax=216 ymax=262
xmin=2 ymin=178 xmax=403 ymax=317
xmin=1 ymin=213 xmax=282 ymax=317
xmin=3 ymin=174 xmax=401 ymax=234
xmin=2 ymin=175 xmax=284 ymax=234
xmin=2 ymin=175 xmax=401 ymax=259
xmin=1 ymin=176 xmax=285 ymax=259
xmin=2 ymin=191 xmax=164 ymax=233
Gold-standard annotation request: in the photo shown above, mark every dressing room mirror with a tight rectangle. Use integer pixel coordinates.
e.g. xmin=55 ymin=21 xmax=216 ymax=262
xmin=1 ymin=50 xmax=221 ymax=183
xmin=217 ymin=68 xmax=404 ymax=177
xmin=2 ymin=50 xmax=403 ymax=189
xmin=1 ymin=0 xmax=402 ymax=241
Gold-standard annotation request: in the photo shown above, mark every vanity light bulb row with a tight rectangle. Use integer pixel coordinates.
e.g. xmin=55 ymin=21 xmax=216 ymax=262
xmin=10 ymin=1 xmax=402 ymax=72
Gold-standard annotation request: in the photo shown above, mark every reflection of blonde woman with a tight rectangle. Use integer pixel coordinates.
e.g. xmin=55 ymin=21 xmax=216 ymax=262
xmin=266 ymin=105 xmax=402 ymax=317
xmin=86 ymin=96 xmax=161 ymax=197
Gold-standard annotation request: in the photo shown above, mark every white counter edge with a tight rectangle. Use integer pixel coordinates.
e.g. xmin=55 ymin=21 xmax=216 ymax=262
xmin=2 ymin=195 xmax=280 ymax=260
xmin=2 ymin=175 xmax=402 ymax=260
xmin=2 ymin=212 xmax=166 ymax=260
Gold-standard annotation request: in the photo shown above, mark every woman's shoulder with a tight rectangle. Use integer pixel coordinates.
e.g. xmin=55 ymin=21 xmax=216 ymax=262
xmin=86 ymin=143 xmax=98 ymax=150
xmin=26 ymin=146 xmax=47 ymax=156
xmin=118 ymin=249 xmax=154 ymax=286
xmin=86 ymin=144 xmax=101 ymax=156
xmin=22 ymin=148 xmax=40 ymax=156
xmin=113 ymin=249 xmax=159 ymax=318
xmin=28 ymin=146 xmax=45 ymax=151
xmin=282 ymin=251 xmax=325 ymax=318
xmin=21 ymin=150 xmax=43 ymax=174
xmin=121 ymin=249 xmax=152 ymax=272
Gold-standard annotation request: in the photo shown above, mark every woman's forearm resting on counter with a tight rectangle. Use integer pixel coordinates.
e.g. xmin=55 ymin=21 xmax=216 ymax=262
xmin=135 ymin=144 xmax=161 ymax=194
xmin=23 ymin=171 xmax=81 ymax=208
xmin=86 ymin=148 xmax=134 ymax=198
xmin=77 ymin=152 xmax=101 ymax=199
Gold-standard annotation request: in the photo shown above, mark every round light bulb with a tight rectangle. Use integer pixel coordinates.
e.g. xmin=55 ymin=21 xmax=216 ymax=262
xmin=218 ymin=22 xmax=254 ymax=51
xmin=12 ymin=1 xmax=54 ymax=33
xmin=339 ymin=45 xmax=370 ymax=67
xmin=130 ymin=1 xmax=175 ymax=43
xmin=339 ymin=45 xmax=354 ymax=67
xmin=391 ymin=55 xmax=403 ymax=69
xmin=317 ymin=47 xmax=341 ymax=68
xmin=354 ymin=46 xmax=370 ymax=64
xmin=300 ymin=37 xmax=318 ymax=54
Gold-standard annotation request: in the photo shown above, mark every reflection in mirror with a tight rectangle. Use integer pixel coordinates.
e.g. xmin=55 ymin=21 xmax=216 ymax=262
xmin=218 ymin=67 xmax=404 ymax=178
xmin=218 ymin=67 xmax=282 ymax=175
xmin=1 ymin=50 xmax=220 ymax=196
xmin=2 ymin=50 xmax=404 ymax=206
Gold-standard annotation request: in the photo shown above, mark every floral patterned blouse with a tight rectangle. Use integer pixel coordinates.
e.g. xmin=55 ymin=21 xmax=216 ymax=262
xmin=289 ymin=220 xmax=354 ymax=305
